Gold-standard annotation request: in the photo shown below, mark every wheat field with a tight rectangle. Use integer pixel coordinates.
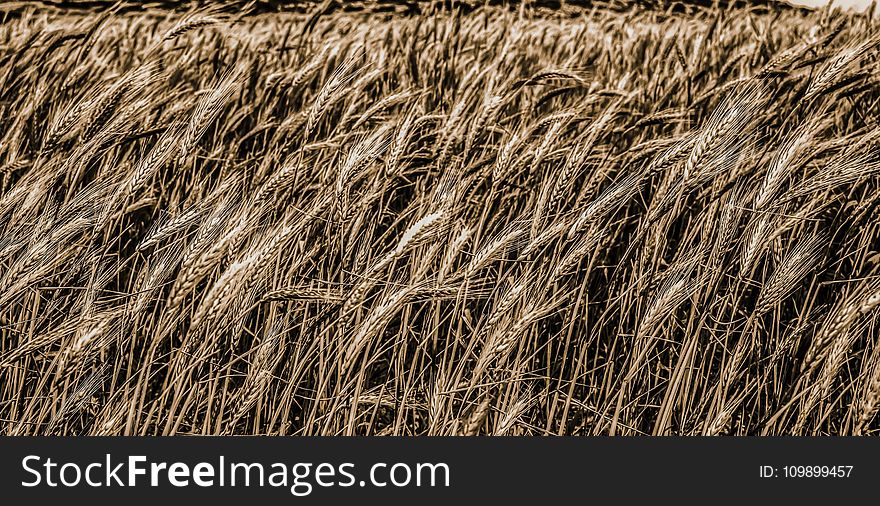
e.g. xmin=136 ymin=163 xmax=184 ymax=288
xmin=0 ymin=1 xmax=879 ymax=435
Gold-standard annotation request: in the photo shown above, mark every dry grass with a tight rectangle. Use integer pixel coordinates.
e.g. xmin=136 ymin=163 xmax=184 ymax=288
xmin=1 ymin=1 xmax=879 ymax=435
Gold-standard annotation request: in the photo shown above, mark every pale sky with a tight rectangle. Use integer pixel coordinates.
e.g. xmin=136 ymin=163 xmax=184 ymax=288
xmin=788 ymin=0 xmax=874 ymax=11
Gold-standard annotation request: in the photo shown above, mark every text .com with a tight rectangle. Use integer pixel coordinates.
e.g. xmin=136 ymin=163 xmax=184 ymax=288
xmin=21 ymin=455 xmax=450 ymax=497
